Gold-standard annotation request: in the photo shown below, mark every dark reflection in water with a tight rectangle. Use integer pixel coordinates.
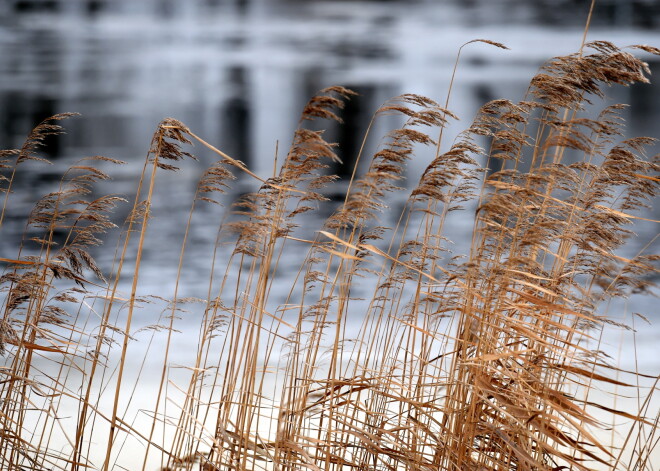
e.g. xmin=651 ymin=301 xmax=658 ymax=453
xmin=222 ymin=66 xmax=251 ymax=167
xmin=333 ymin=84 xmax=376 ymax=178
xmin=0 ymin=92 xmax=59 ymax=157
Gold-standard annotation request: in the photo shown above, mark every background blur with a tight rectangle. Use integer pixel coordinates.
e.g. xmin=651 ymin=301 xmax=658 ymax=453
xmin=1 ymin=0 xmax=659 ymax=367
xmin=2 ymin=0 xmax=660 ymax=177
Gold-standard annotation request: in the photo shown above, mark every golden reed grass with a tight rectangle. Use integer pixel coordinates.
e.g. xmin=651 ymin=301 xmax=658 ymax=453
xmin=0 ymin=40 xmax=659 ymax=470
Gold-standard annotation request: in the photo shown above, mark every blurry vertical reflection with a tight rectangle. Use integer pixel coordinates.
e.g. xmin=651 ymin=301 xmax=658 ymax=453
xmin=222 ymin=67 xmax=251 ymax=168
xmin=333 ymin=85 xmax=377 ymax=179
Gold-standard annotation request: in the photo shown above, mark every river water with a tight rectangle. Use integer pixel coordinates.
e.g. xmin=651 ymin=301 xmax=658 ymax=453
xmin=0 ymin=2 xmax=659 ymax=470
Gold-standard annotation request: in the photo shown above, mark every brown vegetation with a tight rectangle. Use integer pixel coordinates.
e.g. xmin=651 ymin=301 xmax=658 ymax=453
xmin=0 ymin=41 xmax=658 ymax=470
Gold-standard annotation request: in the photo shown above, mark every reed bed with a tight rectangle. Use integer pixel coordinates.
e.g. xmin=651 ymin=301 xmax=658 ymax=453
xmin=0 ymin=40 xmax=659 ymax=471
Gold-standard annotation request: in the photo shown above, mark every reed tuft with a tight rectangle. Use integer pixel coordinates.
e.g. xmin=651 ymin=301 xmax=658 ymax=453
xmin=0 ymin=42 xmax=658 ymax=471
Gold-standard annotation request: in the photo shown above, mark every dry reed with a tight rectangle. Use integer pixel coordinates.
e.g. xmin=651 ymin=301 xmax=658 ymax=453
xmin=0 ymin=41 xmax=658 ymax=471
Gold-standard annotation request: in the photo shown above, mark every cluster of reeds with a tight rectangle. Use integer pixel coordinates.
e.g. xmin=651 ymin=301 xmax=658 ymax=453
xmin=0 ymin=40 xmax=658 ymax=471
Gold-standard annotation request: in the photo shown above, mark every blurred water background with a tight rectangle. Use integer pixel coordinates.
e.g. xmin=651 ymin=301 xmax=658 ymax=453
xmin=0 ymin=1 xmax=659 ymax=468
xmin=2 ymin=2 xmax=658 ymax=272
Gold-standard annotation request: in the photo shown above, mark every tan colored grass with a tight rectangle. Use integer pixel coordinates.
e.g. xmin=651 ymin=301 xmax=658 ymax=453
xmin=0 ymin=41 xmax=658 ymax=471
